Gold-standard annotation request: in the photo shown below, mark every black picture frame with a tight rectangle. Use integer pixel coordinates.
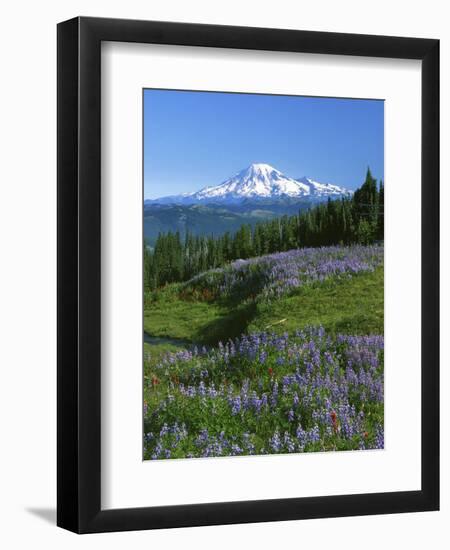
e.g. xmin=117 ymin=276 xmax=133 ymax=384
xmin=57 ymin=16 xmax=439 ymax=533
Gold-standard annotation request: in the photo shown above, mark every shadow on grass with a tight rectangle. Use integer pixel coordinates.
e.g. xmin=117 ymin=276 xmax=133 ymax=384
xmin=194 ymin=300 xmax=258 ymax=346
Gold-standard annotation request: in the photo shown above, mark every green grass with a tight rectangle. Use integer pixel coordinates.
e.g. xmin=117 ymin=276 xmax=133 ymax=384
xmin=144 ymin=341 xmax=180 ymax=360
xmin=144 ymin=293 xmax=223 ymax=341
xmin=144 ymin=266 xmax=384 ymax=346
xmin=249 ymin=266 xmax=384 ymax=336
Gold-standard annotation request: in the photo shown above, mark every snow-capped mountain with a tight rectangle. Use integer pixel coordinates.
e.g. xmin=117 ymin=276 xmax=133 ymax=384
xmin=193 ymin=163 xmax=307 ymax=201
xmin=146 ymin=163 xmax=352 ymax=205
xmin=295 ymin=176 xmax=353 ymax=199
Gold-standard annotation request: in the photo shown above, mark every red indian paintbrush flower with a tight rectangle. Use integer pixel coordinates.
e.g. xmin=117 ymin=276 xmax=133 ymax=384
xmin=330 ymin=411 xmax=338 ymax=432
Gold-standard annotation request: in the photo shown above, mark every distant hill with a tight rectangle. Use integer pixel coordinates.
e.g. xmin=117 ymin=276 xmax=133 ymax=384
xmin=143 ymin=201 xmax=314 ymax=247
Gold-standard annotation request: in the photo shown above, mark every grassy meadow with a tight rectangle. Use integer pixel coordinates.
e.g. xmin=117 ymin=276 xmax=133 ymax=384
xmin=143 ymin=245 xmax=384 ymax=460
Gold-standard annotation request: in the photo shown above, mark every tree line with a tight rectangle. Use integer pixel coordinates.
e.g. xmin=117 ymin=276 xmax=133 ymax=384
xmin=144 ymin=168 xmax=384 ymax=290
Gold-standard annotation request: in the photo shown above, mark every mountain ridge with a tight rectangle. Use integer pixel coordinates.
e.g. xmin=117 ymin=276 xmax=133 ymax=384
xmin=145 ymin=163 xmax=352 ymax=205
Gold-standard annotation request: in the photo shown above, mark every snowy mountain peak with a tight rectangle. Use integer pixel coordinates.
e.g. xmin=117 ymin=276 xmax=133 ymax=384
xmin=194 ymin=163 xmax=305 ymax=200
xmin=246 ymin=162 xmax=277 ymax=173
xmin=146 ymin=163 xmax=352 ymax=205
xmin=241 ymin=163 xmax=284 ymax=179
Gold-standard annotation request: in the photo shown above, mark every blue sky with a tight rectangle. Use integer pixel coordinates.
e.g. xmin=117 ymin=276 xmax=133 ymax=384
xmin=143 ymin=89 xmax=384 ymax=199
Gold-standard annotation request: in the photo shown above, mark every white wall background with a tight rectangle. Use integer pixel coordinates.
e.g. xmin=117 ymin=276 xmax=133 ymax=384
xmin=0 ymin=0 xmax=447 ymax=548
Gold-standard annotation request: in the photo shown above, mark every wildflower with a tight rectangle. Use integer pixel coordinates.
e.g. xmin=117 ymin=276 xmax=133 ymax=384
xmin=296 ymin=425 xmax=307 ymax=450
xmin=144 ymin=318 xmax=384 ymax=460
xmin=284 ymin=432 xmax=295 ymax=453
xmin=374 ymin=425 xmax=384 ymax=449
xmin=330 ymin=410 xmax=339 ymax=432
xmin=270 ymin=431 xmax=282 ymax=453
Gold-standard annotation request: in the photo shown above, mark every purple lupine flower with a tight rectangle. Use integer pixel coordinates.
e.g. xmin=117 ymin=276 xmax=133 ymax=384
xmin=229 ymin=396 xmax=242 ymax=415
xmin=145 ymin=318 xmax=384 ymax=460
xmin=296 ymin=425 xmax=307 ymax=450
xmin=230 ymin=444 xmax=243 ymax=456
xmin=284 ymin=432 xmax=295 ymax=453
xmin=182 ymin=245 xmax=383 ymax=303
xmin=308 ymin=425 xmax=320 ymax=444
xmin=270 ymin=431 xmax=282 ymax=452
xmin=374 ymin=425 xmax=384 ymax=449
xmin=159 ymin=423 xmax=169 ymax=437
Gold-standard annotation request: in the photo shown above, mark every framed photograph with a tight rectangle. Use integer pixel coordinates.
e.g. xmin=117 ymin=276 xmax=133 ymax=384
xmin=57 ymin=17 xmax=439 ymax=533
